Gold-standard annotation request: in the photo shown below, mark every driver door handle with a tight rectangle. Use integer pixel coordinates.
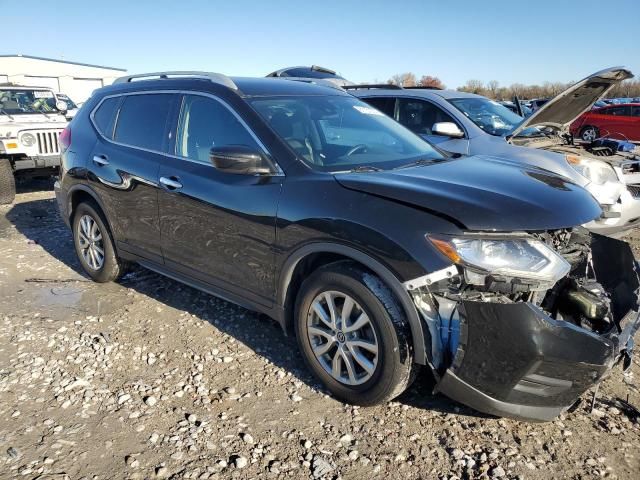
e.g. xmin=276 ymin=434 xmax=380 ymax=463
xmin=92 ymin=155 xmax=109 ymax=166
xmin=159 ymin=176 xmax=183 ymax=190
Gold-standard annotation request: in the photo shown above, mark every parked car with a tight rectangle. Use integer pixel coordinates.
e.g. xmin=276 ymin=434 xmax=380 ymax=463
xmin=348 ymin=67 xmax=640 ymax=236
xmin=528 ymin=98 xmax=550 ymax=112
xmin=498 ymin=100 xmax=533 ymax=117
xmin=54 ymin=71 xmax=639 ymax=422
xmin=266 ymin=65 xmax=353 ymax=87
xmin=0 ymin=85 xmax=68 ymax=204
xmin=571 ymin=103 xmax=640 ymax=142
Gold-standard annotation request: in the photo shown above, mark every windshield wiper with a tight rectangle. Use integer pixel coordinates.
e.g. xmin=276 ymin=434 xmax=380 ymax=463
xmin=394 ymin=158 xmax=438 ymax=170
xmin=349 ymin=165 xmax=382 ymax=173
xmin=0 ymin=107 xmax=14 ymax=120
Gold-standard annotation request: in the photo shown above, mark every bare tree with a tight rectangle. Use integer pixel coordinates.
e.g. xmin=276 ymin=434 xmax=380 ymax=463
xmin=418 ymin=75 xmax=445 ymax=89
xmin=388 ymin=72 xmax=417 ymax=87
xmin=487 ymin=80 xmax=499 ymax=98
xmin=458 ymin=79 xmax=485 ymax=95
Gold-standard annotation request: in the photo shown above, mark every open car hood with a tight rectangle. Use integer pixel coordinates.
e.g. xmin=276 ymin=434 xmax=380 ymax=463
xmin=508 ymin=67 xmax=633 ymax=141
xmin=334 ymin=155 xmax=602 ymax=231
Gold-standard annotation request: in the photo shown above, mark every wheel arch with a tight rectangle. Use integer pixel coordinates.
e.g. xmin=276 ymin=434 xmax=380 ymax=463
xmin=278 ymin=242 xmax=427 ymax=365
xmin=67 ymin=185 xmax=108 ymax=223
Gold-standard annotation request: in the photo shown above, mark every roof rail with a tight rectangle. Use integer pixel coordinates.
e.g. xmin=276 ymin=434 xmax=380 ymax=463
xmin=113 ymin=71 xmax=237 ymax=90
xmin=342 ymin=84 xmax=403 ymax=90
xmin=404 ymin=85 xmax=444 ymax=90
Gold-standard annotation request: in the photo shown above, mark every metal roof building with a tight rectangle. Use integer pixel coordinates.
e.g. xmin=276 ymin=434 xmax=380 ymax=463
xmin=0 ymin=54 xmax=127 ymax=103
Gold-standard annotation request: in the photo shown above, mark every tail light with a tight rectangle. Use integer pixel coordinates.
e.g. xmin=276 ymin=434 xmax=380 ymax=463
xmin=60 ymin=126 xmax=71 ymax=152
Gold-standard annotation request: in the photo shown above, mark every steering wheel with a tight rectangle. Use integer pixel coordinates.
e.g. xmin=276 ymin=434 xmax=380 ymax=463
xmin=346 ymin=144 xmax=368 ymax=156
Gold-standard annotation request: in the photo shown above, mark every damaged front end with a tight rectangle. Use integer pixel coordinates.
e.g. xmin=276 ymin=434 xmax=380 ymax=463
xmin=408 ymin=229 xmax=640 ymax=421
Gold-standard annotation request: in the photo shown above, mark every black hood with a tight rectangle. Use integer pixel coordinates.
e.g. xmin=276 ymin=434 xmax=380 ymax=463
xmin=334 ymin=155 xmax=602 ymax=231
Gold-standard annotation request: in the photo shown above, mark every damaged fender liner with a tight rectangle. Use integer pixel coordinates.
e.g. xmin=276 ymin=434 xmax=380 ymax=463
xmin=435 ymin=300 xmax=640 ymax=422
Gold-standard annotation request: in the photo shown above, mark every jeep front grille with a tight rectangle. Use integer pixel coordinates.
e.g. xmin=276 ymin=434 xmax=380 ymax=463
xmin=34 ymin=130 xmax=63 ymax=156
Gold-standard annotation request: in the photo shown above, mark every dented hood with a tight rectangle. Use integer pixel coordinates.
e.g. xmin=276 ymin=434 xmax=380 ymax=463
xmin=509 ymin=67 xmax=633 ymax=140
xmin=334 ymin=155 xmax=602 ymax=231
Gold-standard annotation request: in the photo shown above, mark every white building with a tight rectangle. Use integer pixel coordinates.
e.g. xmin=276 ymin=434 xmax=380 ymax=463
xmin=0 ymin=54 xmax=126 ymax=103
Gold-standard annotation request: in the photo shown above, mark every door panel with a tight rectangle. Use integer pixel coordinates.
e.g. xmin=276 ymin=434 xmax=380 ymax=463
xmin=87 ymin=93 xmax=176 ymax=263
xmin=158 ymin=93 xmax=282 ymax=305
xmin=89 ymin=140 xmax=165 ymax=262
xmin=158 ymin=159 xmax=282 ymax=305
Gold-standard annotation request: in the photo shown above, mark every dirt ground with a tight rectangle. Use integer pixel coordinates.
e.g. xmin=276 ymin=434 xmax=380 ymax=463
xmin=1 ymin=180 xmax=639 ymax=480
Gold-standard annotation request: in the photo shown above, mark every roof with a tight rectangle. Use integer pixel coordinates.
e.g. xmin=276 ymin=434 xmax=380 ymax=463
xmin=349 ymin=86 xmax=482 ymax=100
xmin=0 ymin=54 xmax=126 ymax=72
xmin=100 ymin=75 xmax=350 ymax=97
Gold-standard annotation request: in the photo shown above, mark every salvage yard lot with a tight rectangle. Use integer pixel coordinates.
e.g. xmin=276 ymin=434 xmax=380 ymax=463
xmin=1 ymin=183 xmax=639 ymax=480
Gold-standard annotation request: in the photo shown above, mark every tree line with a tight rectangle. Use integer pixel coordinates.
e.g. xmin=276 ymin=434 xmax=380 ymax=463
xmin=386 ymin=73 xmax=640 ymax=100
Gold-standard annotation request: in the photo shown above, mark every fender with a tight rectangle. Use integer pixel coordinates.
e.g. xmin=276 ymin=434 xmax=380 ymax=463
xmin=278 ymin=242 xmax=428 ymax=365
xmin=66 ymin=183 xmax=109 ymax=223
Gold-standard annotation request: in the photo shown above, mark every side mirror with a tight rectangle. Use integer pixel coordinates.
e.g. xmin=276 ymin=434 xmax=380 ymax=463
xmin=210 ymin=145 xmax=272 ymax=175
xmin=432 ymin=122 xmax=464 ymax=138
xmin=55 ymin=100 xmax=68 ymax=113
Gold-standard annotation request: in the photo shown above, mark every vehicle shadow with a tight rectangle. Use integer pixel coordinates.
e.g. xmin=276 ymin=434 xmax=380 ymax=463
xmin=16 ymin=176 xmax=56 ymax=194
xmin=5 ymin=197 xmax=486 ymax=419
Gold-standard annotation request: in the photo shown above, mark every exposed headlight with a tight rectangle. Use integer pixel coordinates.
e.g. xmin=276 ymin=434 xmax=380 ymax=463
xmin=20 ymin=132 xmax=36 ymax=147
xmin=566 ymin=154 xmax=618 ymax=185
xmin=428 ymin=235 xmax=570 ymax=288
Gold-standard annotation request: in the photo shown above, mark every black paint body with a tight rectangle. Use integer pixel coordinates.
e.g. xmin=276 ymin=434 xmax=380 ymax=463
xmin=54 ymin=77 xmax=637 ymax=421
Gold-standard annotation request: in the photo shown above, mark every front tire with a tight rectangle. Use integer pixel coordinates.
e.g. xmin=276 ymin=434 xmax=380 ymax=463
xmin=580 ymin=125 xmax=599 ymax=142
xmin=72 ymin=201 xmax=126 ymax=282
xmin=0 ymin=159 xmax=16 ymax=205
xmin=294 ymin=262 xmax=414 ymax=405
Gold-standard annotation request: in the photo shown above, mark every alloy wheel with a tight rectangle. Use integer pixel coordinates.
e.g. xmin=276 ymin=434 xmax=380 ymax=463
xmin=306 ymin=291 xmax=379 ymax=385
xmin=582 ymin=127 xmax=597 ymax=142
xmin=77 ymin=214 xmax=105 ymax=270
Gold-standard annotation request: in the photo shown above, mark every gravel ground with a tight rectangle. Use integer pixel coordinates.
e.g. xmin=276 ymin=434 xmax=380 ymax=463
xmin=1 ymin=181 xmax=639 ymax=480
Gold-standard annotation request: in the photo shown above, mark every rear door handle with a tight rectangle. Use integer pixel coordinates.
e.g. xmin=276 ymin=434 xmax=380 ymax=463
xmin=159 ymin=176 xmax=183 ymax=190
xmin=92 ymin=155 xmax=109 ymax=166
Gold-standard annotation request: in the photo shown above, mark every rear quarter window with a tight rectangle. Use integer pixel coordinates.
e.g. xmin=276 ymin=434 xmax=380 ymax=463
xmin=92 ymin=97 xmax=120 ymax=138
xmin=114 ymin=94 xmax=173 ymax=151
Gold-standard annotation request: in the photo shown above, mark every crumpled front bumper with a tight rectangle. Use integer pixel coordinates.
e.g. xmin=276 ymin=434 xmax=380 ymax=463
xmin=427 ymin=234 xmax=640 ymax=422
xmin=435 ymin=301 xmax=639 ymax=421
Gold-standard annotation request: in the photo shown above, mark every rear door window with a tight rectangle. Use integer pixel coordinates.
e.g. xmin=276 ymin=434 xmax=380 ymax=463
xmin=397 ymin=98 xmax=458 ymax=135
xmin=362 ymin=97 xmax=396 ymax=118
xmin=631 ymin=106 xmax=640 ymax=117
xmin=608 ymin=106 xmax=631 ymax=116
xmin=114 ymin=94 xmax=173 ymax=151
xmin=92 ymin=97 xmax=120 ymax=138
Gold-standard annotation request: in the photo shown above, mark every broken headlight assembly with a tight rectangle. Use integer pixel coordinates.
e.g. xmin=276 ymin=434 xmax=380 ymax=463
xmin=428 ymin=235 xmax=570 ymax=292
xmin=565 ymin=154 xmax=618 ymax=185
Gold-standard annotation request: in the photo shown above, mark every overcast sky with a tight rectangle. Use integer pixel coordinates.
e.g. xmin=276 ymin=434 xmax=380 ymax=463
xmin=4 ymin=0 xmax=639 ymax=88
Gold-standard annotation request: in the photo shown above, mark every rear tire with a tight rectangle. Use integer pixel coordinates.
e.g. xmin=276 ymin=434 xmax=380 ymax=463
xmin=72 ymin=201 xmax=126 ymax=282
xmin=580 ymin=125 xmax=599 ymax=142
xmin=294 ymin=261 xmax=414 ymax=406
xmin=0 ymin=159 xmax=16 ymax=205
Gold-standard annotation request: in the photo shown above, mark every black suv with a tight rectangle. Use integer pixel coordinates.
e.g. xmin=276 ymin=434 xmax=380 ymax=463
xmin=55 ymin=72 xmax=640 ymax=421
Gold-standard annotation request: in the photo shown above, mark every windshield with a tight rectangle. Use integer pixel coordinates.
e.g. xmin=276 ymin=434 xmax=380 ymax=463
xmin=0 ymin=88 xmax=59 ymax=114
xmin=250 ymin=95 xmax=444 ymax=171
xmin=448 ymin=97 xmax=524 ymax=136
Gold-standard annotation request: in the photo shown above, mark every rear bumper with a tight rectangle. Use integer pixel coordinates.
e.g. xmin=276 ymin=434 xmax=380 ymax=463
xmin=13 ymin=155 xmax=61 ymax=171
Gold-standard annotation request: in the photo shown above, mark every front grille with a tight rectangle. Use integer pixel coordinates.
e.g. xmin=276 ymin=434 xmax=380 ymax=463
xmin=33 ymin=130 xmax=63 ymax=156
xmin=628 ymin=185 xmax=640 ymax=199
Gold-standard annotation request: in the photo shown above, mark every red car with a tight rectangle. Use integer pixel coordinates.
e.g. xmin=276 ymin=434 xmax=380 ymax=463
xmin=571 ymin=103 xmax=640 ymax=142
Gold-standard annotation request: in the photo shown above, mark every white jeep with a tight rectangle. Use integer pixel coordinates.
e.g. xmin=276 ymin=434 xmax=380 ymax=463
xmin=0 ymin=85 xmax=68 ymax=204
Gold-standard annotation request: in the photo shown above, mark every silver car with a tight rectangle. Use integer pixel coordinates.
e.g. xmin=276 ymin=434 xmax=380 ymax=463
xmin=350 ymin=68 xmax=640 ymax=236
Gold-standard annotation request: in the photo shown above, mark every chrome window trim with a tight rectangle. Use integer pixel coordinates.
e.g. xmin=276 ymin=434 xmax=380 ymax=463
xmin=89 ymin=89 xmax=284 ymax=176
